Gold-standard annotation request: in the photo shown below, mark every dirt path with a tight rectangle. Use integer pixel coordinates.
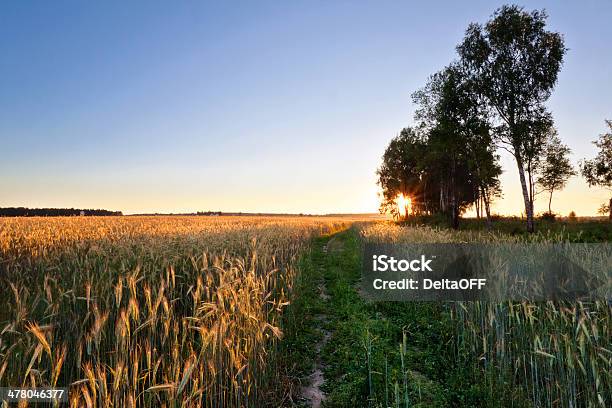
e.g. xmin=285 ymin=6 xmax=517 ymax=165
xmin=293 ymin=229 xmax=479 ymax=406
xmin=300 ymin=239 xmax=335 ymax=407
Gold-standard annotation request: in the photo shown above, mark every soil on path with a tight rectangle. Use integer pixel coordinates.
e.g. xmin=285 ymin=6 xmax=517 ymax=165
xmin=300 ymin=240 xmax=334 ymax=408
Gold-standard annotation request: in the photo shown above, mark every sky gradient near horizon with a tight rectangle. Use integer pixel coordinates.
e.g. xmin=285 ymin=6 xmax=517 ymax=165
xmin=1 ymin=1 xmax=611 ymax=215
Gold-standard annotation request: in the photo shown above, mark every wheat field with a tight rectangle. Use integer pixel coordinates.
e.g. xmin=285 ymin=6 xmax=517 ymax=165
xmin=0 ymin=216 xmax=352 ymax=407
xmin=360 ymin=223 xmax=611 ymax=407
xmin=2 ymin=217 xmax=609 ymax=407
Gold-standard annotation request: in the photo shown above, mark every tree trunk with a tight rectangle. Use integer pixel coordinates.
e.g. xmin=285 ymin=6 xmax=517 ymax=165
xmin=515 ymin=151 xmax=535 ymax=232
xmin=609 ymin=197 xmax=612 ymax=222
xmin=450 ymin=192 xmax=459 ymax=229
xmin=450 ymin=161 xmax=459 ymax=230
xmin=483 ymin=188 xmax=492 ymax=230
xmin=452 ymin=206 xmax=459 ymax=229
xmin=548 ymin=191 xmax=553 ymax=214
xmin=528 ymin=168 xmax=536 ymax=223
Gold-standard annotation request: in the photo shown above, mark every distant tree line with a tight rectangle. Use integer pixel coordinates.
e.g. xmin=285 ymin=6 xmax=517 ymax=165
xmin=378 ymin=5 xmax=611 ymax=231
xmin=0 ymin=207 xmax=123 ymax=217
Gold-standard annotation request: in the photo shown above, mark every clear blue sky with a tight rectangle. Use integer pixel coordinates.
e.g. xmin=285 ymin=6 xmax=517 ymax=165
xmin=1 ymin=1 xmax=610 ymax=215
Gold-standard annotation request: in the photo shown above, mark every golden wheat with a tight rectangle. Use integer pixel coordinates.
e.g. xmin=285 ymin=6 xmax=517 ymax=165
xmin=0 ymin=215 xmax=352 ymax=407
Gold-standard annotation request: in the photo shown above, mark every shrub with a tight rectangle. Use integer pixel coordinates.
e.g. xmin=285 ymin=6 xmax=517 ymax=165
xmin=538 ymin=212 xmax=556 ymax=221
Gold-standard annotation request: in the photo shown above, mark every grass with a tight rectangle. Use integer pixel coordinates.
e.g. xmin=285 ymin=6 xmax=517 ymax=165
xmin=295 ymin=228 xmax=488 ymax=407
xmin=276 ymin=234 xmax=331 ymax=406
xmin=279 ymin=221 xmax=610 ymax=407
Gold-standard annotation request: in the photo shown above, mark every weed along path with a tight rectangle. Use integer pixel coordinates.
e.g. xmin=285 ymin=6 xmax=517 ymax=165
xmin=289 ymin=227 xmax=488 ymax=407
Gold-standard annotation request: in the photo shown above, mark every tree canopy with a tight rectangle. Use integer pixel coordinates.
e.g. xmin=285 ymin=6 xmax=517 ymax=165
xmin=457 ymin=4 xmax=566 ymax=231
xmin=378 ymin=64 xmax=501 ymax=228
xmin=581 ymin=120 xmax=612 ymax=220
xmin=536 ymin=129 xmax=576 ymax=214
xmin=377 ymin=128 xmax=428 ymax=218
xmin=376 ymin=5 xmax=593 ymax=229
xmin=581 ymin=120 xmax=612 ymax=189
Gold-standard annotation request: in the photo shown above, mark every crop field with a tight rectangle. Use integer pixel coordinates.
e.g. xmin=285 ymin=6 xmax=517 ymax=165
xmin=359 ymin=224 xmax=611 ymax=407
xmin=0 ymin=216 xmax=352 ymax=407
xmin=0 ymin=216 xmax=610 ymax=407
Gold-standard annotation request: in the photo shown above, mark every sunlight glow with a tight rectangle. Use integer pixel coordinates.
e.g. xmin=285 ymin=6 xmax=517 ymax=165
xmin=395 ymin=193 xmax=411 ymax=218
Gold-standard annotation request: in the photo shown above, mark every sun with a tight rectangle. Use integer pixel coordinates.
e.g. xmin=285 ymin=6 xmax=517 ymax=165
xmin=395 ymin=193 xmax=411 ymax=217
